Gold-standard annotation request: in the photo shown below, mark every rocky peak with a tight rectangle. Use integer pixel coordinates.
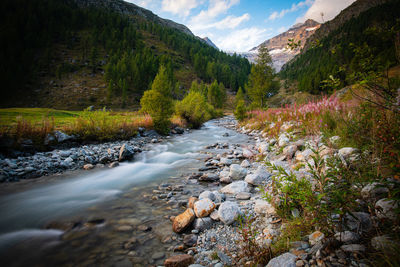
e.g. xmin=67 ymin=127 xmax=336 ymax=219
xmin=248 ymin=19 xmax=321 ymax=71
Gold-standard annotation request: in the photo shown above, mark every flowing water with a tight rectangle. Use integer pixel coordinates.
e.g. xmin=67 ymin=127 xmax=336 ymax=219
xmin=0 ymin=118 xmax=252 ymax=266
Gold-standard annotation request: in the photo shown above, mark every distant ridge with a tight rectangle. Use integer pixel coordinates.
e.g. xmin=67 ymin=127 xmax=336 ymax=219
xmin=202 ymin=37 xmax=218 ymax=49
xmin=74 ymin=0 xmax=194 ymax=36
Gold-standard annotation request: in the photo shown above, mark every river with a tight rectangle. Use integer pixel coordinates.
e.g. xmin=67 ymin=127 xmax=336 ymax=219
xmin=0 ymin=117 xmax=252 ymax=266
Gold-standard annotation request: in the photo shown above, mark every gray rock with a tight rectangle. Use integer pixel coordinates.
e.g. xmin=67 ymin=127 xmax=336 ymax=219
xmin=335 ymin=231 xmax=360 ymax=244
xmin=217 ymin=251 xmax=231 ymax=265
xmin=338 ymin=147 xmax=359 ymax=159
xmin=218 ymin=201 xmax=240 ymax=225
xmin=210 ymin=210 xmax=219 ymax=221
xmin=267 ymin=252 xmax=297 ymax=267
xmin=199 ymin=172 xmax=219 ymax=182
xmin=119 ymin=144 xmax=135 ymax=161
xmin=254 ymin=199 xmax=275 ymax=216
xmin=54 ymin=131 xmax=73 ymax=142
xmin=283 ymin=145 xmax=298 ymax=159
xmin=44 ymin=134 xmax=56 ymax=145
xmin=229 ymin=164 xmax=247 ymax=180
xmin=193 ymin=217 xmax=213 ymax=232
xmin=240 ymin=159 xmax=251 ymax=168
xmin=235 ymin=192 xmax=251 ymax=200
xmin=219 ymin=157 xmax=232 ymax=166
xmin=183 ymin=234 xmax=198 ymax=247
xmin=340 ymin=244 xmax=365 ymax=253
xmin=219 ymin=170 xmax=232 ymax=183
xmin=344 ymin=212 xmax=372 ymax=233
xmin=278 ymin=134 xmax=290 ymax=147
xmin=244 ymin=166 xmax=271 ymax=186
xmin=220 ymin=181 xmax=250 ymax=194
xmin=199 ymin=191 xmax=216 ymax=201
xmin=375 ymin=198 xmax=399 ymax=220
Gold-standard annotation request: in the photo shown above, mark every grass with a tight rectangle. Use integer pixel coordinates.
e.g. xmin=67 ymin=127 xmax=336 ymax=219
xmin=0 ymin=108 xmax=154 ymax=149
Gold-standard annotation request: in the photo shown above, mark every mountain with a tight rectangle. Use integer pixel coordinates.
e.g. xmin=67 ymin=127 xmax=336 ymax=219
xmin=280 ymin=0 xmax=400 ymax=94
xmin=303 ymin=0 xmax=392 ymax=51
xmin=74 ymin=0 xmax=194 ymax=36
xmin=0 ymin=0 xmax=250 ymax=109
xmin=202 ymin=37 xmax=218 ymax=49
xmin=249 ymin=19 xmax=320 ymax=71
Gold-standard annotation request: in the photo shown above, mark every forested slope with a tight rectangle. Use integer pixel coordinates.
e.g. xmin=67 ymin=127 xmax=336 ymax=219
xmin=0 ymin=0 xmax=250 ymax=109
xmin=280 ymin=0 xmax=400 ymax=94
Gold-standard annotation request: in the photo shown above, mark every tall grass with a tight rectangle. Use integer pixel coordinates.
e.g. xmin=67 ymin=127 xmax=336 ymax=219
xmin=0 ymin=109 xmax=154 ymax=149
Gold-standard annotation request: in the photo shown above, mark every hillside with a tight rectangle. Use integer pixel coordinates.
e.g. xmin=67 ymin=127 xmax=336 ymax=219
xmin=0 ymin=0 xmax=250 ymax=110
xmin=249 ymin=19 xmax=320 ymax=71
xmin=280 ymin=0 xmax=400 ymax=94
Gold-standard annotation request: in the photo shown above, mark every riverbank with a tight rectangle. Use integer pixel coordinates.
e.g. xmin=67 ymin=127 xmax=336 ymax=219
xmin=165 ymin=116 xmax=399 ymax=266
xmin=0 ymin=126 xmax=187 ymax=182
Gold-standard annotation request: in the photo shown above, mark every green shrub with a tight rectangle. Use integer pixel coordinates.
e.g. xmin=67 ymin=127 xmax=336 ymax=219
xmin=140 ymin=65 xmax=174 ymax=134
xmin=234 ymin=100 xmax=247 ymax=122
xmin=175 ymin=91 xmax=216 ymax=128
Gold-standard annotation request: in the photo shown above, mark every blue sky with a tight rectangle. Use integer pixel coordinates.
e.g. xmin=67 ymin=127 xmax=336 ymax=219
xmin=125 ymin=0 xmax=355 ymax=52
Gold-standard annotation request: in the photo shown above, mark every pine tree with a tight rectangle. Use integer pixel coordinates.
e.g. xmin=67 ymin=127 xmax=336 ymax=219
xmin=140 ymin=65 xmax=174 ymax=134
xmin=246 ymin=45 xmax=278 ymax=108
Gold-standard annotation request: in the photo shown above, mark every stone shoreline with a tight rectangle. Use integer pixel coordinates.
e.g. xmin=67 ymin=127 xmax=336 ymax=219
xmin=0 ymin=128 xmax=185 ymax=182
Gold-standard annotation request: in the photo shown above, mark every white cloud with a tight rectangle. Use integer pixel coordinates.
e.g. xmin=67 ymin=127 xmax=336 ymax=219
xmin=215 ymin=27 xmax=270 ymax=52
xmin=268 ymin=0 xmax=313 ymax=21
xmin=191 ymin=0 xmax=240 ymax=24
xmin=161 ymin=0 xmax=199 ymax=17
xmin=297 ymin=0 xmax=356 ymax=23
xmin=190 ymin=13 xmax=249 ymax=31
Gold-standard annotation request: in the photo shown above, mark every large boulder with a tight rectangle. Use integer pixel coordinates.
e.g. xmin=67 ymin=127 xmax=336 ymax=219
xmin=267 ymin=252 xmax=296 ymax=267
xmin=375 ymin=198 xmax=399 ymax=220
xmin=218 ymin=201 xmax=241 ymax=225
xmin=119 ymin=144 xmax=135 ymax=161
xmin=164 ymin=254 xmax=194 ymax=267
xmin=54 ymin=131 xmax=73 ymax=143
xmin=193 ymin=198 xmax=216 ymax=218
xmin=220 ymin=181 xmax=250 ymax=194
xmin=244 ymin=166 xmax=271 ymax=186
xmin=229 ymin=164 xmax=247 ymax=180
xmin=173 ymin=208 xmax=195 ymax=233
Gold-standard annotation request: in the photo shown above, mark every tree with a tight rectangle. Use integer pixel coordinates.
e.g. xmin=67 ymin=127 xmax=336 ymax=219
xmin=235 ymin=87 xmax=245 ymax=105
xmin=140 ymin=65 xmax=174 ymax=134
xmin=246 ymin=45 xmax=278 ymax=108
xmin=208 ymin=80 xmax=223 ymax=108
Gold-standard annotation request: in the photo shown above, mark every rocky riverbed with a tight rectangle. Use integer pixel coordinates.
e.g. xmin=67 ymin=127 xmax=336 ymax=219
xmin=0 ymin=128 xmax=185 ymax=182
xmin=0 ymin=116 xmax=398 ymax=267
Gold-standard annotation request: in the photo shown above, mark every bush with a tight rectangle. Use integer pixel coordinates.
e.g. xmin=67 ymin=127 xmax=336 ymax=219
xmin=234 ymin=100 xmax=247 ymax=121
xmin=140 ymin=89 xmax=173 ymax=134
xmin=140 ymin=65 xmax=174 ymax=135
xmin=175 ymin=91 xmax=216 ymax=128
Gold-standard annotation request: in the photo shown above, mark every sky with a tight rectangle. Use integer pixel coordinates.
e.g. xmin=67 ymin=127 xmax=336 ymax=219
xmin=125 ymin=0 xmax=356 ymax=52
